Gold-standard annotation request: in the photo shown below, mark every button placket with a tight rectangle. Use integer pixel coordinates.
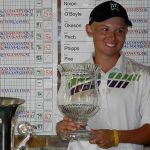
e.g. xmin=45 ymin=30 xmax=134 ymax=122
xmin=99 ymin=74 xmax=108 ymax=108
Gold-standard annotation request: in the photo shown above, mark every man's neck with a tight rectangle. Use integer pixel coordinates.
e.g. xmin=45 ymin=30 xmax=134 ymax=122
xmin=94 ymin=54 xmax=120 ymax=73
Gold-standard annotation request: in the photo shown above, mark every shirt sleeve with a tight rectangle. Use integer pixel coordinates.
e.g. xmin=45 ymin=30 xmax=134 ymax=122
xmin=140 ymin=69 xmax=150 ymax=126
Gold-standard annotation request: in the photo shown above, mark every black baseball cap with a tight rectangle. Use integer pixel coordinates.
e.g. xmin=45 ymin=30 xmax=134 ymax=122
xmin=89 ymin=1 xmax=132 ymax=27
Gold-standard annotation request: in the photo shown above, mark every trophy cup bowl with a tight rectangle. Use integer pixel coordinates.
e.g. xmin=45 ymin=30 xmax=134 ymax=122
xmin=57 ymin=63 xmax=100 ymax=141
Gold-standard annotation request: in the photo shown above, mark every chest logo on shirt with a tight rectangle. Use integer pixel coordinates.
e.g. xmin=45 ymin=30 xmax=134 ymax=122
xmin=97 ymin=72 xmax=141 ymax=88
xmin=67 ymin=72 xmax=141 ymax=95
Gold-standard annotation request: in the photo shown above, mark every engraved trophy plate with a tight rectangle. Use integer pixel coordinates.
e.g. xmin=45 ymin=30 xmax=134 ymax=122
xmin=57 ymin=63 xmax=101 ymax=141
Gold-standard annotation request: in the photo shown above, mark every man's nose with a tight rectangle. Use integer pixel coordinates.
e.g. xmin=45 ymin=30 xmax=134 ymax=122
xmin=107 ymin=31 xmax=116 ymax=41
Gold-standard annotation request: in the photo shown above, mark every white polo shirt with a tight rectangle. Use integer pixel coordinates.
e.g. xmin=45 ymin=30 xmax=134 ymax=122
xmin=67 ymin=54 xmax=150 ymax=150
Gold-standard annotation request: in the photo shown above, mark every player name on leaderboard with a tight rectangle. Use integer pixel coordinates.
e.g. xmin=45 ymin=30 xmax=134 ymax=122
xmin=61 ymin=0 xmax=96 ymax=63
xmin=0 ymin=0 xmax=58 ymax=135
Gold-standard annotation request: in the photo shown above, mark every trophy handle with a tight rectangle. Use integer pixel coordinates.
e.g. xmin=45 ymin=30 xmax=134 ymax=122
xmin=15 ymin=134 xmax=30 ymax=150
xmin=12 ymin=121 xmax=36 ymax=150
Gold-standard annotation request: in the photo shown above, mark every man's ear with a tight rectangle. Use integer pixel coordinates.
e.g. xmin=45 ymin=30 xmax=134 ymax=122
xmin=85 ymin=24 xmax=93 ymax=37
xmin=126 ymin=27 xmax=128 ymax=34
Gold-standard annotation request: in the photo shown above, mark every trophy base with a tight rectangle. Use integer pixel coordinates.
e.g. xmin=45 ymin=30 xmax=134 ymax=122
xmin=60 ymin=129 xmax=94 ymax=141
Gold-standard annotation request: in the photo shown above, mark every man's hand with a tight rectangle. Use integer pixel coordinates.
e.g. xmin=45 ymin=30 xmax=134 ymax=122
xmin=56 ymin=116 xmax=82 ymax=136
xmin=89 ymin=129 xmax=115 ymax=149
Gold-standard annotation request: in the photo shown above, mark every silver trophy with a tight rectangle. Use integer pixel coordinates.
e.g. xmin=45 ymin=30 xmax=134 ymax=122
xmin=57 ymin=63 xmax=100 ymax=140
xmin=0 ymin=97 xmax=36 ymax=150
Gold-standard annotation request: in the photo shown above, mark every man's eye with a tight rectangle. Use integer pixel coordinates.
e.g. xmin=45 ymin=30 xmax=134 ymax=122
xmin=117 ymin=29 xmax=125 ymax=33
xmin=101 ymin=28 xmax=108 ymax=32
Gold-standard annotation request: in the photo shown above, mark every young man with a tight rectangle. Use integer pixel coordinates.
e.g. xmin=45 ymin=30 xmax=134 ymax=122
xmin=56 ymin=1 xmax=150 ymax=149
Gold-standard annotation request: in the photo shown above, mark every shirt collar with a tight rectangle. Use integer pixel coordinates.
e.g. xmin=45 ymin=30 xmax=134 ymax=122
xmin=86 ymin=52 xmax=126 ymax=73
xmin=112 ymin=53 xmax=125 ymax=73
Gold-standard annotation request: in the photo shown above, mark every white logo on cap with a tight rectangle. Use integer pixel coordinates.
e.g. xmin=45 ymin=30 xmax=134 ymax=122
xmin=110 ymin=3 xmax=119 ymax=11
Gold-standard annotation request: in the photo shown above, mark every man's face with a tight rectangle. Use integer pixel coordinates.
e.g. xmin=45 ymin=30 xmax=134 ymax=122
xmin=86 ymin=17 xmax=128 ymax=58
